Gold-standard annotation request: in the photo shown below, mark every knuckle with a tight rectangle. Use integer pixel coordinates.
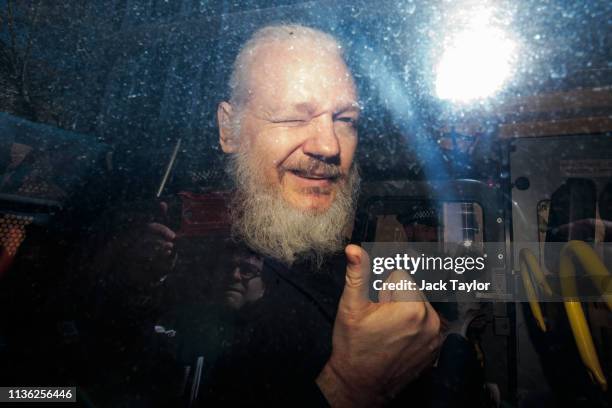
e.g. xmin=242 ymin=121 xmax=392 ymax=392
xmin=405 ymin=302 xmax=427 ymax=326
xmin=429 ymin=310 xmax=441 ymax=334
xmin=344 ymin=274 xmax=364 ymax=289
xmin=339 ymin=313 xmax=361 ymax=334
xmin=338 ymin=304 xmax=370 ymax=331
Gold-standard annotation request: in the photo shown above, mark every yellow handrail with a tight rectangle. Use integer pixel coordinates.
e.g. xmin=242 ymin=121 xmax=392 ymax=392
xmin=560 ymin=240 xmax=611 ymax=391
xmin=519 ymin=248 xmax=549 ymax=332
xmin=560 ymin=240 xmax=612 ymax=310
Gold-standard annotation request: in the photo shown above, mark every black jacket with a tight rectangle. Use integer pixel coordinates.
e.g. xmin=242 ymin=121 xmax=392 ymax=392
xmin=153 ymin=254 xmax=486 ymax=408
xmin=181 ymin=254 xmax=346 ymax=407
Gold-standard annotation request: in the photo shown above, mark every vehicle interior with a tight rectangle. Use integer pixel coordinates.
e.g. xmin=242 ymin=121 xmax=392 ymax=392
xmin=0 ymin=1 xmax=610 ymax=407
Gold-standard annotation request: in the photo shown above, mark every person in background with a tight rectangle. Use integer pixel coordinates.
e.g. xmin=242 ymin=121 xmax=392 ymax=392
xmin=210 ymin=241 xmax=264 ymax=311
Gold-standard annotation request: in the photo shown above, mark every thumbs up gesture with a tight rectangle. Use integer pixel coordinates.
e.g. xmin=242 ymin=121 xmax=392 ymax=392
xmin=316 ymin=244 xmax=441 ymax=406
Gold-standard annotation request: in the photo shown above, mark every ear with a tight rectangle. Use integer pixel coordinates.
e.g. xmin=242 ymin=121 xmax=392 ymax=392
xmin=218 ymin=101 xmax=239 ymax=154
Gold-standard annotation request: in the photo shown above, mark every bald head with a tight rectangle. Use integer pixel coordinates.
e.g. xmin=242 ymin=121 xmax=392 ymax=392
xmin=229 ymin=24 xmax=347 ymax=109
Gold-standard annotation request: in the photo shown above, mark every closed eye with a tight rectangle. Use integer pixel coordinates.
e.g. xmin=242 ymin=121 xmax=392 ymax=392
xmin=334 ymin=116 xmax=357 ymax=126
xmin=271 ymin=119 xmax=307 ymax=126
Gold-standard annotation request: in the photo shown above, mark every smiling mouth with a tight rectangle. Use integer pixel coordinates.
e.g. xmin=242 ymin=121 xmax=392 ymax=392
xmin=289 ymin=169 xmax=339 ymax=181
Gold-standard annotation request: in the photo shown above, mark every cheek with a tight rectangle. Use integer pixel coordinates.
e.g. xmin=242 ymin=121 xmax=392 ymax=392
xmin=339 ymin=136 xmax=358 ymax=171
xmin=245 ymin=278 xmax=265 ymax=300
xmin=247 ymin=129 xmax=303 ymax=178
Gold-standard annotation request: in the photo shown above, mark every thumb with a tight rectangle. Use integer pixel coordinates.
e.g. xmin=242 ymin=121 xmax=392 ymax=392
xmin=159 ymin=201 xmax=169 ymax=217
xmin=157 ymin=201 xmax=170 ymax=224
xmin=341 ymin=244 xmax=371 ymax=309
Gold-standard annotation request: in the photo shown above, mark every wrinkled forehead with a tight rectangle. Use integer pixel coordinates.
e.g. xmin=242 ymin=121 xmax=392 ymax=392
xmin=244 ymin=39 xmax=358 ymax=112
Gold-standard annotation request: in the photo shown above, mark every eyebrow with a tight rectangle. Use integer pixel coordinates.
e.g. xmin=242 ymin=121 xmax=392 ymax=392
xmin=334 ymin=103 xmax=361 ymax=115
xmin=290 ymin=101 xmax=361 ymax=116
xmin=294 ymin=102 xmax=317 ymax=115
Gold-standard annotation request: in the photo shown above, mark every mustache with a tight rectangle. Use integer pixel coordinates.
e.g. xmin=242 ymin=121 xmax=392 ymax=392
xmin=281 ymin=159 xmax=343 ymax=180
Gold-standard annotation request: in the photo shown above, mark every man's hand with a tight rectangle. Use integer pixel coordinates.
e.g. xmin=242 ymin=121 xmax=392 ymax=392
xmin=131 ymin=201 xmax=177 ymax=261
xmin=145 ymin=201 xmax=177 ymax=258
xmin=316 ymin=244 xmax=441 ymax=407
xmin=111 ymin=201 xmax=177 ymax=284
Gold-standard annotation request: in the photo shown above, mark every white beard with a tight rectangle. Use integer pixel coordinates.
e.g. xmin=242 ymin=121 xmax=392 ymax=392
xmin=227 ymin=149 xmax=359 ymax=265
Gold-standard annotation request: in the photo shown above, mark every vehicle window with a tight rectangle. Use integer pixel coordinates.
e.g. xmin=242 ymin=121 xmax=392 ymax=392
xmin=1 ymin=1 xmax=610 ymax=406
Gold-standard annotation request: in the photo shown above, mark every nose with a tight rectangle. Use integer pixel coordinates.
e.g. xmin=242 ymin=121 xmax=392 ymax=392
xmin=230 ymin=266 xmax=242 ymax=282
xmin=302 ymin=114 xmax=340 ymax=162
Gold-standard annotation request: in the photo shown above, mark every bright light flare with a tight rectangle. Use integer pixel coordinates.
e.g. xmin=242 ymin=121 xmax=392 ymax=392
xmin=435 ymin=8 xmax=517 ymax=103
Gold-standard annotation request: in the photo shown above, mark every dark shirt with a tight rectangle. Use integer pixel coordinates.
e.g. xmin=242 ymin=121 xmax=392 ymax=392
xmin=191 ymin=254 xmax=346 ymax=406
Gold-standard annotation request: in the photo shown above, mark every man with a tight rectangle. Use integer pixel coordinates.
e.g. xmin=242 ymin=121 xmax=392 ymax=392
xmin=211 ymin=242 xmax=265 ymax=310
xmin=152 ymin=24 xmax=441 ymax=406
xmin=144 ymin=239 xmax=266 ymax=407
